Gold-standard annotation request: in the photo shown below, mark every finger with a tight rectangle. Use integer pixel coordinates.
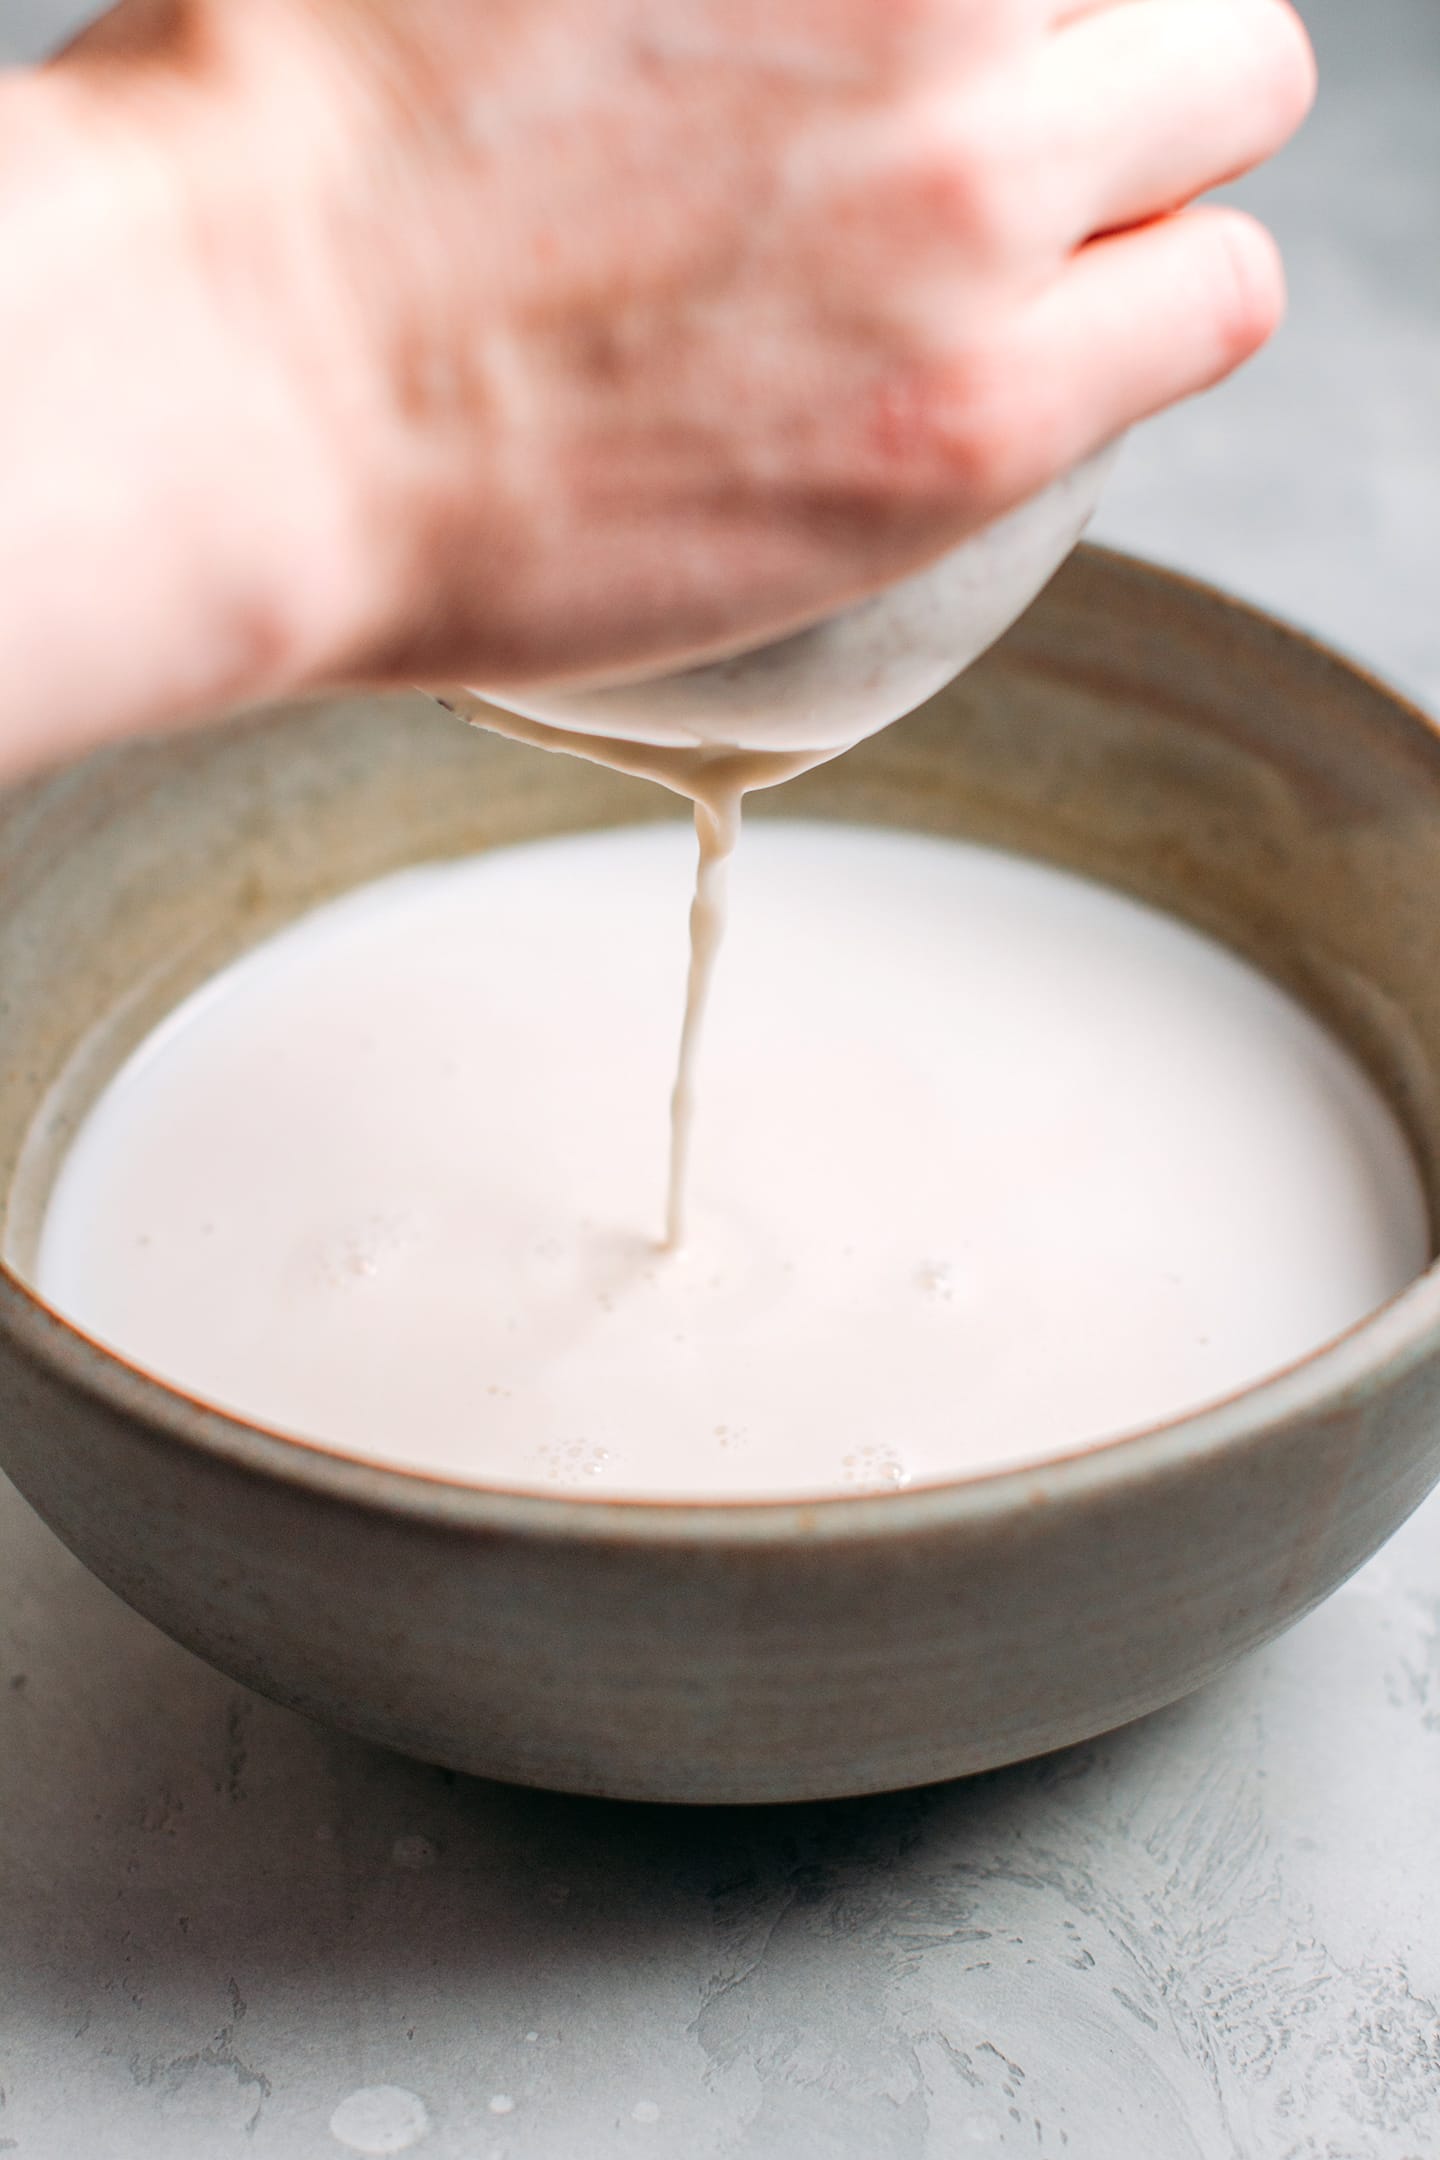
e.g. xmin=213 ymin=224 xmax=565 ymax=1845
xmin=941 ymin=207 xmax=1286 ymax=515
xmin=1034 ymin=0 xmax=1316 ymax=241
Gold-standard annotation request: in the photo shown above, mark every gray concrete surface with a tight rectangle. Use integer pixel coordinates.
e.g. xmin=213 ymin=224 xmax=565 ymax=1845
xmin=2 ymin=2 xmax=1438 ymax=2155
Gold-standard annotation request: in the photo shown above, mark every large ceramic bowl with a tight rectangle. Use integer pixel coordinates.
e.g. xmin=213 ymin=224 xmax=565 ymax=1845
xmin=1 ymin=548 xmax=1438 ymax=1806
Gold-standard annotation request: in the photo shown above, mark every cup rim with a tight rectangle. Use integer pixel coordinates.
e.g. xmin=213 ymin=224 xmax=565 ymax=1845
xmin=6 ymin=549 xmax=1437 ymax=1548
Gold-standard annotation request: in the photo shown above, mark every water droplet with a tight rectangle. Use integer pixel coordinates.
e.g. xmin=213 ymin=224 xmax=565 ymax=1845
xmin=329 ymin=2085 xmax=429 ymax=2154
xmin=632 ymin=2100 xmax=662 ymax=2124
xmin=488 ymin=2094 xmax=516 ymax=2116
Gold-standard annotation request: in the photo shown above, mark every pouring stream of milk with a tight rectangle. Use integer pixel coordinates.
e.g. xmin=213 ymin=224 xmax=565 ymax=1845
xmin=667 ymin=790 xmax=735 ymax=1249
xmin=435 ymin=696 xmax=832 ymax=1244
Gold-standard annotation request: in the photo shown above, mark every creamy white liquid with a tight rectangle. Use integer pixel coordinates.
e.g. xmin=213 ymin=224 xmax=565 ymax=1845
xmin=35 ymin=822 xmax=1428 ymax=1498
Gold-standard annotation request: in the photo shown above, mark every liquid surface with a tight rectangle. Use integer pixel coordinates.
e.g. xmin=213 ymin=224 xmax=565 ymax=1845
xmin=36 ymin=822 xmax=1429 ymax=1499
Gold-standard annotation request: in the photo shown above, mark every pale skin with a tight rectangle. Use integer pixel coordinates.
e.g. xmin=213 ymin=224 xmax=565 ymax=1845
xmin=0 ymin=0 xmax=1315 ymax=779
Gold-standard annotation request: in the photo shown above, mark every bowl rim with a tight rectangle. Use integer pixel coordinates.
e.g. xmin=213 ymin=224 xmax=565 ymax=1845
xmin=5 ymin=547 xmax=1439 ymax=1549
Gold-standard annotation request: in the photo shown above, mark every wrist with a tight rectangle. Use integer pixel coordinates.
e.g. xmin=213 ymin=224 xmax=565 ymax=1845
xmin=0 ymin=50 xmax=387 ymax=767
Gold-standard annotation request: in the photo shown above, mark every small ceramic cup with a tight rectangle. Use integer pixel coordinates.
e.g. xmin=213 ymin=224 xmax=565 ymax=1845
xmin=0 ymin=546 xmax=1436 ymax=1805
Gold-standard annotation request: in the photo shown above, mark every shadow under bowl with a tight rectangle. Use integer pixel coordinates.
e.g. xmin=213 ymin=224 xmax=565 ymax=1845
xmin=0 ymin=545 xmax=1438 ymax=1805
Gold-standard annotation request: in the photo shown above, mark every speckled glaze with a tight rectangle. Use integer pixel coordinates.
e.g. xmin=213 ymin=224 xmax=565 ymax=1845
xmin=0 ymin=547 xmax=1438 ymax=1806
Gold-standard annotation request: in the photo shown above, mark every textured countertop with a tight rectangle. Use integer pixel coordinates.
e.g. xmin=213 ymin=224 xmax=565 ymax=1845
xmin=2 ymin=3 xmax=1439 ymax=2155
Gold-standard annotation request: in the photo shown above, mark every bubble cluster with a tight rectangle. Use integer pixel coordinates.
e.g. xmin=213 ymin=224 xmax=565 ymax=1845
xmin=537 ymin=1438 xmax=612 ymax=1483
xmin=316 ymin=1214 xmax=416 ymax=1290
xmin=840 ymin=1445 xmax=911 ymax=1491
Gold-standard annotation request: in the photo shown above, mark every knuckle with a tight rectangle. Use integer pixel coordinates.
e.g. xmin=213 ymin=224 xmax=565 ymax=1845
xmin=917 ymin=105 xmax=1040 ymax=270
xmin=869 ymin=345 xmax=1045 ymax=515
xmin=938 ymin=149 xmax=1015 ymax=267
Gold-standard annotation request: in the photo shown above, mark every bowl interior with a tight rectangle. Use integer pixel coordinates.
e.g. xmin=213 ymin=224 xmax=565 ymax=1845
xmin=2 ymin=545 xmax=1439 ymax=1317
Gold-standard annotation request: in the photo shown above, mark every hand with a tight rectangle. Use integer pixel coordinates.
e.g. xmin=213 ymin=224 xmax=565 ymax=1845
xmin=10 ymin=0 xmax=1315 ymax=758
